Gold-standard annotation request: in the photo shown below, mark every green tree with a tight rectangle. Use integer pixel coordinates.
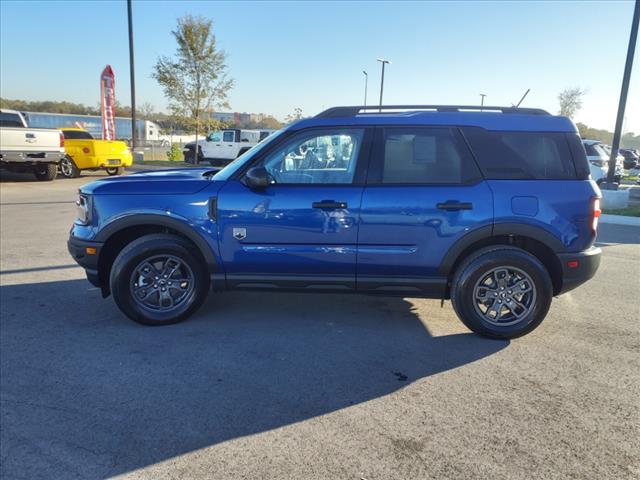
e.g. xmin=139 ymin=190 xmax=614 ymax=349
xmin=152 ymin=14 xmax=234 ymax=163
xmin=0 ymin=97 xmax=98 ymax=115
xmin=558 ymin=87 xmax=586 ymax=118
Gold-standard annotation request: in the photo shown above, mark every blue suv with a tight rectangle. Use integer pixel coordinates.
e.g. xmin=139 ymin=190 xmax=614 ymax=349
xmin=68 ymin=105 xmax=601 ymax=338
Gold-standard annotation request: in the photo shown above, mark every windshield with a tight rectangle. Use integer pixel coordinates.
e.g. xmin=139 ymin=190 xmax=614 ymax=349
xmin=212 ymin=128 xmax=287 ymax=181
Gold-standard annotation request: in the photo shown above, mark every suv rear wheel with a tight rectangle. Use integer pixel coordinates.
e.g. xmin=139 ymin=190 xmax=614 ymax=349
xmin=109 ymin=234 xmax=209 ymax=326
xmin=450 ymin=246 xmax=552 ymax=339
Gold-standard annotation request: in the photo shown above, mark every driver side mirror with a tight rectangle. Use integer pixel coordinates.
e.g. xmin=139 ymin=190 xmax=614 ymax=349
xmin=242 ymin=166 xmax=272 ymax=189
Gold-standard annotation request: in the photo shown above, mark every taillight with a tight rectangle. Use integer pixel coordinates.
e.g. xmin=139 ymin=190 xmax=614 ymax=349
xmin=59 ymin=132 xmax=65 ymax=148
xmin=592 ymin=197 xmax=601 ymax=233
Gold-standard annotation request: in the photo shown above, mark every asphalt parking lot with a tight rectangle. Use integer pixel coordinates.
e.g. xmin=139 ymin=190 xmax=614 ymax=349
xmin=1 ymin=171 xmax=639 ymax=480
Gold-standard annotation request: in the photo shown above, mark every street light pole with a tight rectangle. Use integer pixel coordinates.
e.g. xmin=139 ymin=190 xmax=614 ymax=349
xmin=377 ymin=58 xmax=390 ymax=112
xmin=479 ymin=93 xmax=487 ymax=111
xmin=127 ymin=0 xmax=137 ymax=152
xmin=604 ymin=0 xmax=639 ymax=189
xmin=363 ymin=71 xmax=368 ymax=107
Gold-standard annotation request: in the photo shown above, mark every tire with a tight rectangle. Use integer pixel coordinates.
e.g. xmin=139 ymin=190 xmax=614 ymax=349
xmin=59 ymin=156 xmax=81 ymax=178
xmin=450 ymin=246 xmax=553 ymax=339
xmin=33 ymin=163 xmax=57 ymax=181
xmin=109 ymin=233 xmax=210 ymax=326
xmin=106 ymin=167 xmax=124 ymax=176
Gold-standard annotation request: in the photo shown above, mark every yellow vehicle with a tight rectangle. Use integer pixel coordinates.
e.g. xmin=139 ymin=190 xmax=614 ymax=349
xmin=59 ymin=128 xmax=133 ymax=178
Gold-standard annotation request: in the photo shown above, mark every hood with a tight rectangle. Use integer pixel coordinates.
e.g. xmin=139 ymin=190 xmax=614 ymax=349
xmin=81 ymin=168 xmax=218 ymax=195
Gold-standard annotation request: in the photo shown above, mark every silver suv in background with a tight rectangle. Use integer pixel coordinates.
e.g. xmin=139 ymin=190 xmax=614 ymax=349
xmin=582 ymin=139 xmax=623 ymax=184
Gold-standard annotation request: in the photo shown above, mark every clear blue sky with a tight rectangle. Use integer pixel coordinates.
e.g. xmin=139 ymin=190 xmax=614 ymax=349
xmin=1 ymin=0 xmax=638 ymax=131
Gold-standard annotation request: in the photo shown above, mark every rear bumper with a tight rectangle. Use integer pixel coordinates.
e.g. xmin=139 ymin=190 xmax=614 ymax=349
xmin=82 ymin=154 xmax=133 ymax=169
xmin=0 ymin=151 xmax=64 ymax=164
xmin=67 ymin=236 xmax=104 ymax=287
xmin=557 ymin=246 xmax=601 ymax=295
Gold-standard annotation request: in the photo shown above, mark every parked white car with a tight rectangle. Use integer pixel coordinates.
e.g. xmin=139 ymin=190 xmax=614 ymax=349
xmin=184 ymin=129 xmax=275 ymax=166
xmin=0 ymin=109 xmax=65 ymax=181
xmin=582 ymin=139 xmax=623 ymax=184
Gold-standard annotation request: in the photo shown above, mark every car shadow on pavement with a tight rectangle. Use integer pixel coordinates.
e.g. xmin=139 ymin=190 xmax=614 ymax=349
xmin=0 ymin=279 xmax=508 ymax=479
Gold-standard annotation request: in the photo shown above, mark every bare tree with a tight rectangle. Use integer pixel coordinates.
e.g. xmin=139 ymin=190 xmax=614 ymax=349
xmin=558 ymin=87 xmax=586 ymax=118
xmin=285 ymin=107 xmax=303 ymax=124
xmin=138 ymin=102 xmax=156 ymax=120
xmin=153 ymin=15 xmax=234 ymax=163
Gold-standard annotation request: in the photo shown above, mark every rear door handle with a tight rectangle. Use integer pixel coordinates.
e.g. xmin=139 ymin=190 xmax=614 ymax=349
xmin=437 ymin=201 xmax=473 ymax=211
xmin=312 ymin=200 xmax=348 ymax=209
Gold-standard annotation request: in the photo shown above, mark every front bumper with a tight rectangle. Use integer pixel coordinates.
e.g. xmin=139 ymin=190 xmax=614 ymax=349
xmin=557 ymin=246 xmax=601 ymax=295
xmin=67 ymin=236 xmax=104 ymax=287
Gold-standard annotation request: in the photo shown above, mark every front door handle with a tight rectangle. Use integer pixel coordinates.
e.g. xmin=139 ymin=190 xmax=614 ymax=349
xmin=437 ymin=201 xmax=473 ymax=211
xmin=312 ymin=200 xmax=348 ymax=209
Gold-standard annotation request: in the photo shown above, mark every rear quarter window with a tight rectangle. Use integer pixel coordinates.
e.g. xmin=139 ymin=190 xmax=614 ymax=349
xmin=461 ymin=127 xmax=577 ymax=180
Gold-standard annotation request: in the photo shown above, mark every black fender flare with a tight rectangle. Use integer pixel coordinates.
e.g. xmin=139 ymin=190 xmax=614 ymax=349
xmin=95 ymin=214 xmax=219 ymax=273
xmin=438 ymin=223 xmax=565 ymax=276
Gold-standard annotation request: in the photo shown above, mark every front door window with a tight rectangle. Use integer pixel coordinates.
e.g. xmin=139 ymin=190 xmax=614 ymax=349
xmin=257 ymin=129 xmax=365 ymax=184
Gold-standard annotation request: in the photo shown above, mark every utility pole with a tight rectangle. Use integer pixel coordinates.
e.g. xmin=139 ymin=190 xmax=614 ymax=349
xmin=479 ymin=93 xmax=486 ymax=111
xmin=363 ymin=70 xmax=368 ymax=107
xmin=127 ymin=0 xmax=137 ymax=152
xmin=377 ymin=58 xmax=390 ymax=112
xmin=603 ymin=0 xmax=639 ymax=189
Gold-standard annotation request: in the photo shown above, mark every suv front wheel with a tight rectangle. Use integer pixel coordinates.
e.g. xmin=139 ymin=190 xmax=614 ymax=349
xmin=451 ymin=246 xmax=553 ymax=339
xmin=109 ymin=233 xmax=210 ymax=325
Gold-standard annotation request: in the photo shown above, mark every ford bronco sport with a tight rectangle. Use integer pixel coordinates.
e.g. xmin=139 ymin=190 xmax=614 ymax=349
xmin=68 ymin=105 xmax=601 ymax=338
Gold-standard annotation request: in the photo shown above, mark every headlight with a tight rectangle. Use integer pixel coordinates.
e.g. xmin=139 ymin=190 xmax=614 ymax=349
xmin=76 ymin=192 xmax=92 ymax=225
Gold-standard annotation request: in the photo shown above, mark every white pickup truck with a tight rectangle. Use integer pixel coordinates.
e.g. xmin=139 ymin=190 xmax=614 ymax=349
xmin=183 ymin=129 xmax=275 ymax=166
xmin=0 ymin=109 xmax=65 ymax=181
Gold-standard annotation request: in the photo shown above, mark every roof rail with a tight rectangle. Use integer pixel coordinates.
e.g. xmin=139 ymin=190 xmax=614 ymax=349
xmin=315 ymin=105 xmax=550 ymax=118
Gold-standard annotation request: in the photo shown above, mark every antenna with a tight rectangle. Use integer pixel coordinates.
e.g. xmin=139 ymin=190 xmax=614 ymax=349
xmin=515 ymin=89 xmax=531 ymax=108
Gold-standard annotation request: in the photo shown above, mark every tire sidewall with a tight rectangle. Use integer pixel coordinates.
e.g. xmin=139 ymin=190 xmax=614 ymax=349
xmin=453 ymin=250 xmax=552 ymax=338
xmin=106 ymin=167 xmax=123 ymax=176
xmin=34 ymin=163 xmax=57 ymax=181
xmin=60 ymin=156 xmax=80 ymax=178
xmin=110 ymin=237 xmax=209 ymax=326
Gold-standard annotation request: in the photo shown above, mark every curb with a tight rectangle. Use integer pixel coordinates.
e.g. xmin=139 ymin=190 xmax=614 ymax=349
xmin=600 ymin=214 xmax=640 ymax=227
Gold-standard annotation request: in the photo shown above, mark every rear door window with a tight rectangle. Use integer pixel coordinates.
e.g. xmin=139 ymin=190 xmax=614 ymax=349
xmin=369 ymin=127 xmax=481 ymax=184
xmin=461 ymin=128 xmax=576 ymax=180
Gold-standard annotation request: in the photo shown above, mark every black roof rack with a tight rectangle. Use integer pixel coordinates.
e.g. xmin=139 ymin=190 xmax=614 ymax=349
xmin=316 ymin=105 xmax=550 ymax=118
